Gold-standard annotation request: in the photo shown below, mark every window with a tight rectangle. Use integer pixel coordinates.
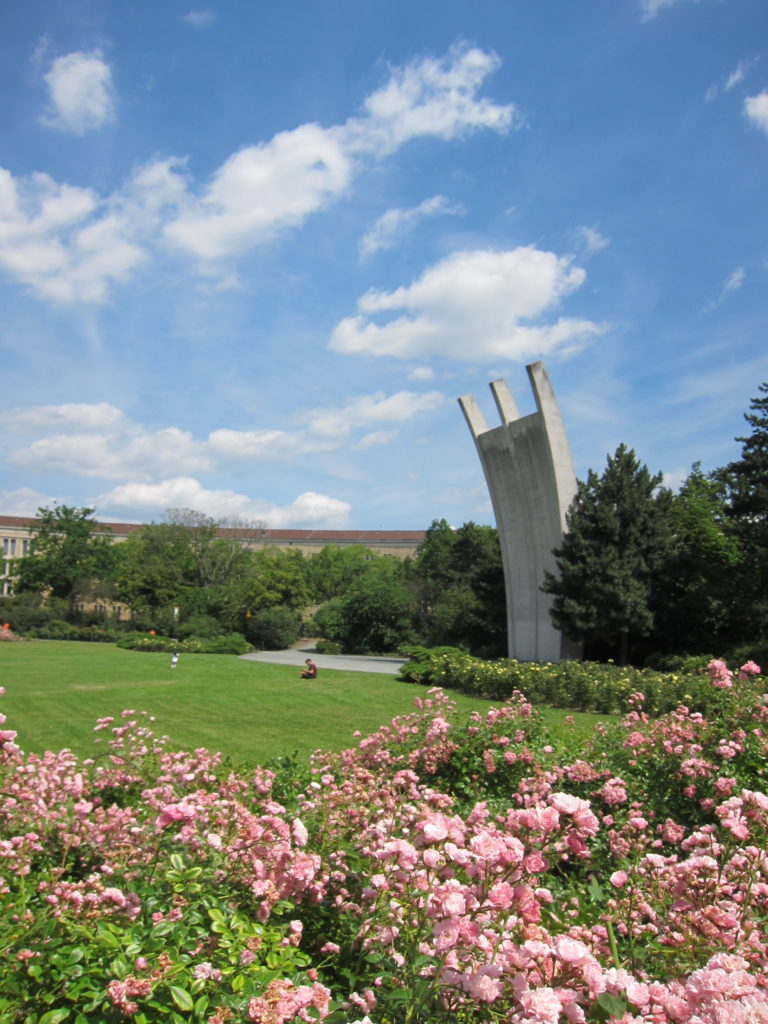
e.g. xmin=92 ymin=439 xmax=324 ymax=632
xmin=21 ymin=539 xmax=30 ymax=556
xmin=2 ymin=538 xmax=16 ymax=556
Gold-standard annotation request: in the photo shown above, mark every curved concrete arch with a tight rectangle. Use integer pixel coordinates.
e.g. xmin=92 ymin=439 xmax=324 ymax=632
xmin=459 ymin=362 xmax=579 ymax=662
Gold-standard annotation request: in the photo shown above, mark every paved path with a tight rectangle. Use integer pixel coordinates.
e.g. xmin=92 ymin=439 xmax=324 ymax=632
xmin=240 ymin=643 xmax=407 ymax=675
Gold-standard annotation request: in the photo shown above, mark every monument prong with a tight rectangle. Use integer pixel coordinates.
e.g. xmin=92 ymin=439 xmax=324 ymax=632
xmin=459 ymin=362 xmax=579 ymax=663
xmin=458 ymin=392 xmax=489 ymax=441
xmin=489 ymin=378 xmax=520 ymax=425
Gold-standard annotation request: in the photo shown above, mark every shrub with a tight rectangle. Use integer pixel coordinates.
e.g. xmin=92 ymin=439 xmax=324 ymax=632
xmin=116 ymin=632 xmax=250 ymax=655
xmin=29 ymin=620 xmax=120 ymax=643
xmin=397 ymin=647 xmax=762 ymax=717
xmin=315 ymin=638 xmax=341 ymax=654
xmin=176 ymin=613 xmax=223 ymax=639
xmin=244 ymin=606 xmax=301 ymax=650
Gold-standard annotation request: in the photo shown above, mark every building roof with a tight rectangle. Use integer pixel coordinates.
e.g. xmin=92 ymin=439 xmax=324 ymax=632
xmin=0 ymin=515 xmax=425 ymax=546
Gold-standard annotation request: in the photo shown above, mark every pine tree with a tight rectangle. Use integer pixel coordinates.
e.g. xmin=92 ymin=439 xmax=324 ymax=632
xmin=542 ymin=444 xmax=674 ymax=664
xmin=717 ymin=382 xmax=768 ymax=640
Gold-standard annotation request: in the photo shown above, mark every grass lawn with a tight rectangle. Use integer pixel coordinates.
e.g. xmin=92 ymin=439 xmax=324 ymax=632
xmin=0 ymin=641 xmax=608 ymax=766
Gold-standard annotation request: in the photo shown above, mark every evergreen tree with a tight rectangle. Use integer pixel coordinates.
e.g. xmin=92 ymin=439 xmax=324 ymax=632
xmin=542 ymin=445 xmax=674 ymax=664
xmin=650 ymin=465 xmax=741 ymax=656
xmin=716 ymin=381 xmax=768 ymax=639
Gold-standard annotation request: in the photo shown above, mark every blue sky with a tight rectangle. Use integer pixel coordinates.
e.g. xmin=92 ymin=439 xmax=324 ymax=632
xmin=1 ymin=0 xmax=767 ymax=530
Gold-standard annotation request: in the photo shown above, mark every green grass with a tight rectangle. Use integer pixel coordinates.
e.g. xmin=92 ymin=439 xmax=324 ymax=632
xmin=0 ymin=641 xmax=609 ymax=766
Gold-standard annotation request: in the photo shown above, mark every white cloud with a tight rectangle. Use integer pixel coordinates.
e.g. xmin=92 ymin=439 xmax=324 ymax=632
xmin=165 ymin=124 xmax=354 ymax=260
xmin=745 ymin=92 xmax=768 ymax=134
xmin=0 ymin=401 xmax=128 ymax=433
xmin=706 ymin=266 xmax=746 ymax=311
xmin=4 ymin=391 xmax=445 ymax=482
xmin=359 ymin=195 xmax=464 ymax=260
xmin=41 ymin=50 xmax=115 ymax=135
xmin=98 ymin=478 xmax=350 ymax=527
xmin=1 ymin=43 xmax=516 ymax=301
xmin=707 ymin=59 xmax=759 ymax=102
xmin=725 ymin=59 xmax=754 ymax=91
xmin=183 ymin=9 xmax=216 ymax=27
xmin=353 ymin=430 xmax=398 ymax=450
xmin=349 ymin=45 xmax=517 ymax=155
xmin=723 ymin=266 xmax=746 ymax=294
xmin=165 ymin=43 xmax=514 ymax=262
xmin=0 ymin=168 xmax=146 ymax=304
xmin=575 ymin=225 xmax=609 ymax=255
xmin=329 ymin=247 xmax=608 ymax=362
xmin=407 ymin=366 xmax=435 ymax=382
xmin=639 ymin=0 xmax=703 ymax=20
xmin=0 ymin=487 xmax=58 ymax=517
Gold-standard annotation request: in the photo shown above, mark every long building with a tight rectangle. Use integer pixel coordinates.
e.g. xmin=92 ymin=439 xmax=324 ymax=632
xmin=0 ymin=514 xmax=426 ymax=598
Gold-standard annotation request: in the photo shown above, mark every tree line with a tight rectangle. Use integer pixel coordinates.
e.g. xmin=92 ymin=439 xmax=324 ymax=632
xmin=4 ymin=382 xmax=766 ymax=664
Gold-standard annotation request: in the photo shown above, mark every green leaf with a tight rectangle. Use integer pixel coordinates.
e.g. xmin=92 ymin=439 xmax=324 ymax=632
xmin=169 ymin=986 xmax=194 ymax=1012
xmin=39 ymin=1011 xmax=71 ymax=1024
xmin=596 ymin=992 xmax=628 ymax=1016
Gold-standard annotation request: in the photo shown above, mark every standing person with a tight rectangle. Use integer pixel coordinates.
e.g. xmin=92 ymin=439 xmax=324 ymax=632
xmin=171 ymin=652 xmax=179 ymax=670
xmin=299 ymin=658 xmax=317 ymax=679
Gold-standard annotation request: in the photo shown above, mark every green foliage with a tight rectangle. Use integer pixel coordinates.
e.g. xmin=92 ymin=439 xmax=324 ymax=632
xmin=28 ymin=620 xmax=120 ymax=643
xmin=14 ymin=505 xmax=118 ymax=602
xmin=398 ymin=647 xmax=755 ymax=717
xmin=716 ymin=382 xmax=768 ymax=641
xmin=543 ymin=445 xmax=674 ymax=664
xmin=314 ymin=557 xmax=415 ymax=654
xmin=116 ymin=632 xmax=250 ymax=654
xmin=648 ymin=465 xmax=742 ymax=658
xmin=315 ymin=639 xmax=342 ymax=654
xmin=410 ymin=519 xmax=506 ymax=657
xmin=243 ymin=548 xmax=310 ymax=612
xmin=1 ymin=591 xmax=69 ymax=633
xmin=244 ymin=606 xmax=301 ymax=650
xmin=305 ymin=544 xmax=378 ymax=602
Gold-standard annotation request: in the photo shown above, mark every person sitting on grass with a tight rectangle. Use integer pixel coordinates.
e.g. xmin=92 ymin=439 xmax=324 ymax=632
xmin=299 ymin=658 xmax=317 ymax=679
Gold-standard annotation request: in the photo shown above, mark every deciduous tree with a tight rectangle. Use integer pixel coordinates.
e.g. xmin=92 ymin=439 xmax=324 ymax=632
xmin=14 ymin=505 xmax=116 ymax=603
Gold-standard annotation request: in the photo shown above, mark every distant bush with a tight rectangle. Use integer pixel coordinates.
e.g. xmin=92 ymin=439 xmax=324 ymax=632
xmin=116 ymin=632 xmax=250 ymax=655
xmin=244 ymin=606 xmax=300 ymax=651
xmin=29 ymin=620 xmax=120 ymax=643
xmin=176 ymin=614 xmax=223 ymax=639
xmin=315 ymin=638 xmax=341 ymax=655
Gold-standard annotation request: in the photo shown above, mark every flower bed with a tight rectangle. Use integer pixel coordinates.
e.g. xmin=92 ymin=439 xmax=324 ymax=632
xmin=1 ymin=657 xmax=767 ymax=1022
xmin=398 ymin=647 xmax=765 ymax=717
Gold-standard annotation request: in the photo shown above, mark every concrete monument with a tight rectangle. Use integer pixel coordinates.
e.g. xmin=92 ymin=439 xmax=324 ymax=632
xmin=459 ymin=362 xmax=579 ymax=663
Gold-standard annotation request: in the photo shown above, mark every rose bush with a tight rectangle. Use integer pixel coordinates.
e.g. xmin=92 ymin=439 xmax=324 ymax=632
xmin=1 ymin=657 xmax=767 ymax=1023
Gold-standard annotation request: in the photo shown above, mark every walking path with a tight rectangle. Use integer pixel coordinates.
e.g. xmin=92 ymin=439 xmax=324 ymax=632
xmin=240 ymin=641 xmax=407 ymax=676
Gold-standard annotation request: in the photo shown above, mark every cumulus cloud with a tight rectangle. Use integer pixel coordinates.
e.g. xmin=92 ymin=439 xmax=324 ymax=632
xmin=349 ymin=45 xmax=517 ymax=154
xmin=745 ymin=92 xmax=768 ymax=134
xmin=1 ymin=44 xmax=515 ymax=302
xmin=329 ymin=246 xmax=608 ymax=362
xmin=359 ymin=195 xmax=464 ymax=260
xmin=98 ymin=478 xmax=350 ymax=527
xmin=0 ymin=168 xmax=148 ymax=304
xmin=4 ymin=390 xmax=444 ymax=482
xmin=164 ymin=44 xmax=514 ymax=261
xmin=41 ymin=50 xmax=115 ymax=134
